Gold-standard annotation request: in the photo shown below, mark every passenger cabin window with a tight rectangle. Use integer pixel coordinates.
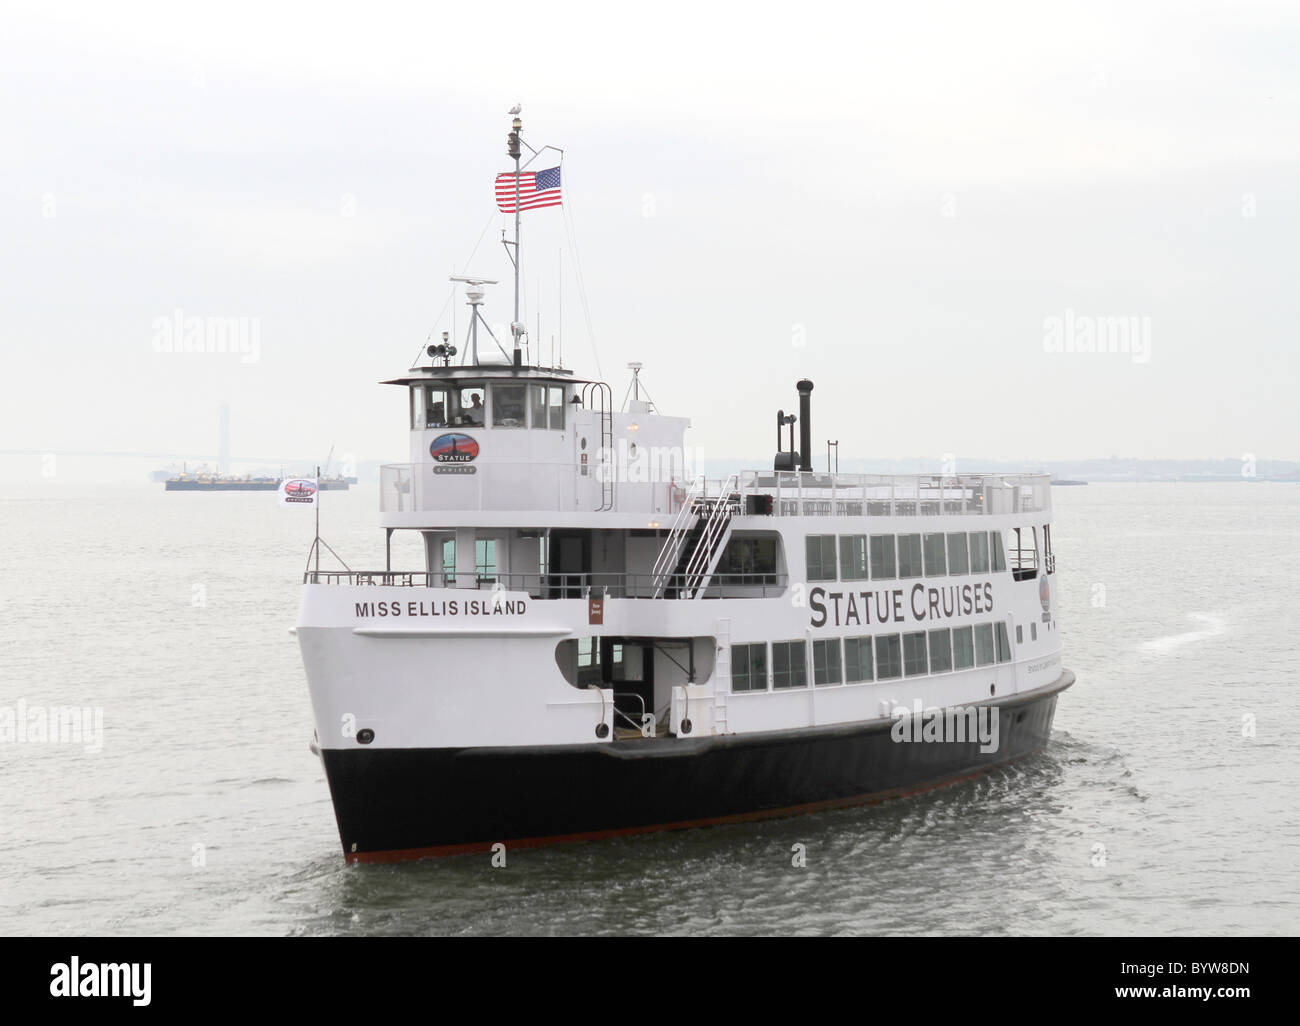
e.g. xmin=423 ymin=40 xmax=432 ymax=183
xmin=844 ymin=637 xmax=873 ymax=682
xmin=929 ymin=628 xmax=952 ymax=673
xmin=716 ymin=534 xmax=780 ymax=585
xmin=839 ymin=535 xmax=868 ymax=580
xmin=869 ymin=535 xmax=896 ymax=580
xmin=731 ymin=643 xmax=768 ymax=692
xmin=947 ymin=533 xmax=969 ymax=575
xmin=969 ymin=532 xmax=990 ymax=574
xmin=974 ymin=623 xmax=996 ymax=666
xmin=995 ymin=622 xmax=1012 ymax=662
xmin=492 ymin=384 xmax=527 ymax=427
xmin=952 ymin=626 xmax=975 ymax=670
xmin=875 ymin=635 xmax=902 ymax=680
xmin=1009 ymin=527 xmax=1038 ymax=581
xmin=923 ymin=533 xmax=947 ymax=576
xmin=897 ymin=534 xmax=923 ymax=578
xmin=772 ymin=641 xmax=807 ymax=689
xmin=903 ymin=632 xmax=928 ymax=677
xmin=805 ymin=536 xmax=837 ymax=581
xmin=990 ymin=531 xmax=1008 ymax=573
xmin=813 ymin=639 xmax=842 ymax=686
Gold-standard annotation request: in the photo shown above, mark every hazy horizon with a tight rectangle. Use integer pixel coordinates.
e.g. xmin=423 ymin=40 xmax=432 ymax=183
xmin=4 ymin=1 xmax=1298 ymax=483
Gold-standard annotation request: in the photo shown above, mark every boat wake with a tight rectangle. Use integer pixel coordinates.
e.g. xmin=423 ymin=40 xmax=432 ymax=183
xmin=1139 ymin=612 xmax=1226 ymax=654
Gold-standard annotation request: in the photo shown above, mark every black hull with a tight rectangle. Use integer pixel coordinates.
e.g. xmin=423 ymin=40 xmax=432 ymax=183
xmin=321 ymin=671 xmax=1074 ymax=862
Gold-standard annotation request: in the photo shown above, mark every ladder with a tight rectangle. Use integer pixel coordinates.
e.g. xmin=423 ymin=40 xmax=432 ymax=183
xmin=713 ymin=617 xmax=732 ymax=734
xmin=582 ymin=382 xmax=615 ymax=511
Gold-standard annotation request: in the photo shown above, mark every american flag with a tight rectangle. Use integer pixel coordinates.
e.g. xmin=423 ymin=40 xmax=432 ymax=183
xmin=495 ymin=166 xmax=562 ymax=212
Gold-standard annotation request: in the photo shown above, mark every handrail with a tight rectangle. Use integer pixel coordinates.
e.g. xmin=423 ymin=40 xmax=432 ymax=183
xmin=303 ymin=569 xmax=789 ymax=599
xmin=650 ymin=475 xmax=705 ymax=596
xmin=679 ymin=474 xmax=740 ymax=598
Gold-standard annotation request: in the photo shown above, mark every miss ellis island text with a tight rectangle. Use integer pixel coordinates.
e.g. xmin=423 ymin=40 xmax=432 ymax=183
xmin=354 ymin=598 xmax=527 ymax=619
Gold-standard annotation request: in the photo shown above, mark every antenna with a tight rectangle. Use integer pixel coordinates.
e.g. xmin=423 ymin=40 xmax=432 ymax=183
xmin=507 ymin=114 xmax=524 ymax=368
xmin=620 ymin=361 xmax=657 ymax=412
xmin=449 ymin=276 xmax=507 ymax=365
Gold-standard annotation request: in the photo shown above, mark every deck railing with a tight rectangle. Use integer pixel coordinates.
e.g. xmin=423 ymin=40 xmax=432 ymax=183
xmin=378 ymin=464 xmax=1050 ymax=517
xmin=303 ymin=569 xmax=787 ymax=599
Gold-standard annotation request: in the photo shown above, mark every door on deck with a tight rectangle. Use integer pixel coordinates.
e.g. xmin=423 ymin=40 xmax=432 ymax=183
xmin=548 ymin=530 xmax=590 ymax=598
xmin=605 ymin=639 xmax=655 ymax=737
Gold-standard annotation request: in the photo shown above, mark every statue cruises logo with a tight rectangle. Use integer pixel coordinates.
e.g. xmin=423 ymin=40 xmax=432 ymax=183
xmin=430 ymin=433 xmax=479 ymax=474
xmin=278 ymin=478 xmax=318 ymax=506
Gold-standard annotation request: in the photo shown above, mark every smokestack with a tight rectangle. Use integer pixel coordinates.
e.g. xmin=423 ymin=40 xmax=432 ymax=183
xmin=797 ymin=380 xmax=813 ymax=472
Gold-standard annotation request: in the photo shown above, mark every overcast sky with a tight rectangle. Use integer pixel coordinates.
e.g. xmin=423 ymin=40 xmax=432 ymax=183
xmin=2 ymin=0 xmax=1297 ymax=481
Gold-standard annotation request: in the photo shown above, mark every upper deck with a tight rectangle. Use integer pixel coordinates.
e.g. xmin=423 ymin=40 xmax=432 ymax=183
xmin=378 ymin=465 xmax=1053 ymax=526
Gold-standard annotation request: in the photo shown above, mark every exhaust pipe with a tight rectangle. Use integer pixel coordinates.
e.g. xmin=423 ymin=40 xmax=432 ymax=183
xmin=797 ymin=379 xmax=813 ymax=472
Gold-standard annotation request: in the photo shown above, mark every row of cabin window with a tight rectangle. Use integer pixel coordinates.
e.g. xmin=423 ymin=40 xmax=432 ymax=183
xmin=806 ymin=531 xmax=1007 ymax=582
xmin=731 ymin=622 xmax=1012 ymax=692
xmin=414 ymin=383 xmax=567 ymax=431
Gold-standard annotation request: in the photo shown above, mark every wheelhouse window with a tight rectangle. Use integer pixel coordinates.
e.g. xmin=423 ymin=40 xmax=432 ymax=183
xmin=731 ymin=643 xmax=767 ymax=692
xmin=772 ymin=641 xmax=808 ymax=689
xmin=813 ymin=639 xmax=842 ymax=686
xmin=492 ymin=384 xmax=527 ymax=427
xmin=805 ymin=535 xmax=837 ymax=581
xmin=839 ymin=535 xmax=868 ymax=580
xmin=969 ymin=532 xmax=990 ymax=573
xmin=928 ymin=628 xmax=952 ymax=673
xmin=947 ymin=533 xmax=969 ymax=575
xmin=844 ymin=637 xmax=873 ymax=682
xmin=923 ymin=533 xmax=947 ymax=576
xmin=530 ymin=385 xmax=548 ymax=429
xmin=974 ymin=623 xmax=996 ymax=666
xmin=952 ymin=626 xmax=975 ymax=669
xmin=457 ymin=385 xmax=486 ymax=427
xmin=869 ymin=535 xmax=896 ymax=580
xmin=897 ymin=534 xmax=923 ymax=578
xmin=411 ymin=386 xmax=424 ymax=429
xmin=426 ymin=385 xmax=452 ymax=428
xmin=874 ymin=635 xmax=902 ymax=680
xmin=903 ymin=632 xmax=928 ymax=677
xmin=548 ymin=386 xmax=566 ymax=429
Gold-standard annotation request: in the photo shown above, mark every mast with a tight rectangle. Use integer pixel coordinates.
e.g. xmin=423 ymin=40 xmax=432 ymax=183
xmin=507 ymin=115 xmax=523 ymax=368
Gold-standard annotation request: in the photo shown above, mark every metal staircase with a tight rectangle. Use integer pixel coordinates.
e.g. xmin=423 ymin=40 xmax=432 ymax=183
xmin=651 ymin=475 xmax=741 ymax=598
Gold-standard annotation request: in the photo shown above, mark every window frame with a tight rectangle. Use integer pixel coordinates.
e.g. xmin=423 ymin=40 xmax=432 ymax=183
xmin=772 ymin=640 xmax=809 ymax=690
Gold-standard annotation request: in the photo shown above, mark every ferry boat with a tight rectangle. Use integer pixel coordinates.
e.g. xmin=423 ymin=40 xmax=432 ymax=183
xmin=296 ymin=114 xmax=1074 ymax=862
xmin=165 ymin=471 xmax=351 ymax=491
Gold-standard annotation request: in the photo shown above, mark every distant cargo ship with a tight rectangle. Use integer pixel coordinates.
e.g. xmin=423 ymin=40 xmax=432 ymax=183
xmin=164 ymin=473 xmax=351 ymax=492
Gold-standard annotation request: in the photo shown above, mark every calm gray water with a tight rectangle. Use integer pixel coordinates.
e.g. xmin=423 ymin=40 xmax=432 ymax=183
xmin=1 ymin=482 xmax=1297 ymax=935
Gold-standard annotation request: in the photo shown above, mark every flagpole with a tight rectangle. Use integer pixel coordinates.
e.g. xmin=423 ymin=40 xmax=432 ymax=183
xmin=314 ymin=464 xmax=320 ymax=576
xmin=508 ymin=115 xmax=522 ymax=367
